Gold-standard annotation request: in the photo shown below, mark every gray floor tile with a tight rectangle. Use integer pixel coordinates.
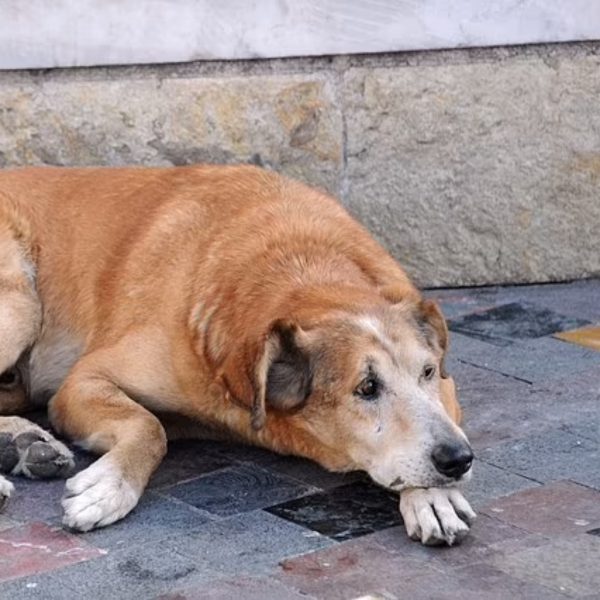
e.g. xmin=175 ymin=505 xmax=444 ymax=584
xmin=491 ymin=535 xmax=600 ymax=597
xmin=72 ymin=492 xmax=213 ymax=550
xmin=478 ymin=428 xmax=600 ymax=488
xmin=162 ymin=510 xmax=333 ymax=577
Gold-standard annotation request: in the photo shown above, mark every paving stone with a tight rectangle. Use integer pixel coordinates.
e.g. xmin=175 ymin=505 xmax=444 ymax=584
xmin=451 ymin=360 xmax=598 ymax=451
xmin=162 ymin=510 xmax=333 ymax=577
xmin=165 ymin=464 xmax=315 ymax=517
xmin=0 ymin=522 xmax=105 ymax=583
xmin=266 ymin=480 xmax=401 ymax=541
xmin=276 ymin=533 xmax=438 ymax=600
xmin=72 ymin=492 xmax=213 ymax=550
xmin=149 ymin=440 xmax=233 ymax=489
xmin=42 ymin=540 xmax=211 ymax=600
xmin=449 ymin=333 xmax=600 ymax=384
xmin=158 ymin=575 xmax=316 ymax=600
xmin=449 ymin=302 xmax=590 ymax=343
xmin=481 ymin=481 xmax=600 ymax=536
xmin=0 ymin=572 xmax=80 ymax=600
xmin=490 ymin=279 xmax=600 ymax=323
xmin=478 ymin=429 xmax=600 ymax=488
xmin=388 ymin=562 xmax=571 ymax=600
xmin=491 ymin=534 xmax=600 ymax=597
xmin=458 ymin=378 xmax=549 ymax=450
xmin=465 ymin=460 xmax=540 ymax=509
xmin=3 ymin=478 xmax=65 ymax=521
xmin=367 ymin=513 xmax=529 ymax=570
xmin=0 ymin=514 xmax=21 ymax=532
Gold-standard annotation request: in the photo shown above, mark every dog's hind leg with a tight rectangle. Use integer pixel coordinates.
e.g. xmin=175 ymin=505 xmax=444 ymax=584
xmin=50 ymin=355 xmax=167 ymax=532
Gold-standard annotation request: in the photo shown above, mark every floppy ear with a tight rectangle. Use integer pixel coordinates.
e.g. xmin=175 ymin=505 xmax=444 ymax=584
xmin=218 ymin=319 xmax=312 ymax=430
xmin=416 ymin=299 xmax=449 ymax=378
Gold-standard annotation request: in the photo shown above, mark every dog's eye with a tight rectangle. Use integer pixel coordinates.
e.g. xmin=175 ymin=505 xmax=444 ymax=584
xmin=355 ymin=377 xmax=380 ymax=400
xmin=421 ymin=364 xmax=436 ymax=381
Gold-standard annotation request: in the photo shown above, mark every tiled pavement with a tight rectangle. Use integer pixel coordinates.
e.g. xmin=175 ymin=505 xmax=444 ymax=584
xmin=1 ymin=279 xmax=599 ymax=599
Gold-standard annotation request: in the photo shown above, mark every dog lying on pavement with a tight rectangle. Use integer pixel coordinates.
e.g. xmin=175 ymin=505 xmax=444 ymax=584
xmin=0 ymin=165 xmax=475 ymax=545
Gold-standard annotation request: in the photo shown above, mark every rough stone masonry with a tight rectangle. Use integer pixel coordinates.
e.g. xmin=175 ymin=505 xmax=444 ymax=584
xmin=0 ymin=42 xmax=598 ymax=287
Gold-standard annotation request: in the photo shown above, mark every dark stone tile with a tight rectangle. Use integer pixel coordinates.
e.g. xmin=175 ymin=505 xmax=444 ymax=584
xmin=266 ymin=480 xmax=401 ymax=541
xmin=481 ymin=481 xmax=600 ymax=536
xmin=165 ymin=464 xmax=315 ymax=517
xmin=491 ymin=534 xmax=600 ymax=597
xmin=71 ymin=492 xmax=213 ymax=550
xmin=449 ymin=302 xmax=590 ymax=342
xmin=163 ymin=510 xmax=333 ymax=578
xmin=276 ymin=533 xmax=437 ymax=600
xmin=149 ymin=440 xmax=233 ymax=489
xmin=0 ymin=522 xmax=105 ymax=583
xmin=158 ymin=575 xmax=315 ymax=600
xmin=478 ymin=429 xmax=600 ymax=488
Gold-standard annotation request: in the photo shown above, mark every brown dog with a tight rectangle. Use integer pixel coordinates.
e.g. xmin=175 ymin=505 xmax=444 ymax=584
xmin=0 ymin=165 xmax=475 ymax=545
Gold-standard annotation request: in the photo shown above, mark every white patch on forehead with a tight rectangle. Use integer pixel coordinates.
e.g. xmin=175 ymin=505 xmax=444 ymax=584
xmin=356 ymin=316 xmax=396 ymax=354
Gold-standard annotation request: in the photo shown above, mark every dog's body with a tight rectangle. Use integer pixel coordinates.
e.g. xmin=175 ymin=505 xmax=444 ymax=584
xmin=0 ymin=165 xmax=475 ymax=545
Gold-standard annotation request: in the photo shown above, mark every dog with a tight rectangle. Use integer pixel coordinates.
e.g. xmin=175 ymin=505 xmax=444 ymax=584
xmin=0 ymin=164 xmax=475 ymax=545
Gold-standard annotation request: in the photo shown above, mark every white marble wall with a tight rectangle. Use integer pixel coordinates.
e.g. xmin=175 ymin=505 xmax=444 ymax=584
xmin=0 ymin=0 xmax=599 ymax=70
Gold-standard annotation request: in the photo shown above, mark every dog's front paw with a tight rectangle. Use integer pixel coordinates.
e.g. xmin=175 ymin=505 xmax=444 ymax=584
xmin=62 ymin=456 xmax=140 ymax=532
xmin=399 ymin=487 xmax=476 ymax=546
xmin=0 ymin=474 xmax=14 ymax=510
xmin=0 ymin=418 xmax=74 ymax=479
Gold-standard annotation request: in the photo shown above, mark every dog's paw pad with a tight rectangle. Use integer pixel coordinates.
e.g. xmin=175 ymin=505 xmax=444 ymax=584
xmin=0 ymin=433 xmax=19 ymax=473
xmin=4 ymin=427 xmax=75 ymax=479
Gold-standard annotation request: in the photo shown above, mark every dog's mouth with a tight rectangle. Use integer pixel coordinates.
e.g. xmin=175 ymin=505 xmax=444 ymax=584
xmin=386 ymin=464 xmax=474 ymax=492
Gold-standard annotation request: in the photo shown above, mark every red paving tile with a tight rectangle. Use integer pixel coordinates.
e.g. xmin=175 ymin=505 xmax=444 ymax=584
xmin=0 ymin=522 xmax=105 ymax=583
xmin=480 ymin=480 xmax=600 ymax=536
xmin=277 ymin=534 xmax=437 ymax=599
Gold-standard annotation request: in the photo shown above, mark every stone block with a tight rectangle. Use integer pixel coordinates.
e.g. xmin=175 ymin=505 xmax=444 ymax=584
xmin=481 ymin=481 xmax=600 ymax=536
xmin=0 ymin=74 xmax=343 ymax=195
xmin=491 ymin=535 xmax=600 ymax=597
xmin=162 ymin=510 xmax=333 ymax=577
xmin=478 ymin=429 xmax=600 ymax=488
xmin=343 ymin=52 xmax=600 ymax=286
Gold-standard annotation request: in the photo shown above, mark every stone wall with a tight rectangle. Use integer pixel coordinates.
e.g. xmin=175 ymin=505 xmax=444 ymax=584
xmin=1 ymin=43 xmax=599 ymax=287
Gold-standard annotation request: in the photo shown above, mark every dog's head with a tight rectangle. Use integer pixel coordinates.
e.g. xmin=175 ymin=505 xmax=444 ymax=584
xmin=217 ymin=296 xmax=472 ymax=491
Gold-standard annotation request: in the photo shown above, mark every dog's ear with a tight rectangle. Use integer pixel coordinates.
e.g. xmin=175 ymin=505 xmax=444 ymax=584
xmin=218 ymin=319 xmax=312 ymax=430
xmin=415 ymin=299 xmax=449 ymax=378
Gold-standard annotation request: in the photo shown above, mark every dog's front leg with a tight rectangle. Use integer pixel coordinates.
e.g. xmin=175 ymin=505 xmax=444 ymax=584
xmin=49 ymin=363 xmax=167 ymax=532
xmin=399 ymin=487 xmax=476 ymax=546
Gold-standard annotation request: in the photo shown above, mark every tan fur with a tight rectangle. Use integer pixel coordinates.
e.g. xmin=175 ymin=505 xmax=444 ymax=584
xmin=0 ymin=165 xmax=468 ymax=535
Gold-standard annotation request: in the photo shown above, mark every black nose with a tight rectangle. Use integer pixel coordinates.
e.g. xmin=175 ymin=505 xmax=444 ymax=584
xmin=431 ymin=441 xmax=473 ymax=479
